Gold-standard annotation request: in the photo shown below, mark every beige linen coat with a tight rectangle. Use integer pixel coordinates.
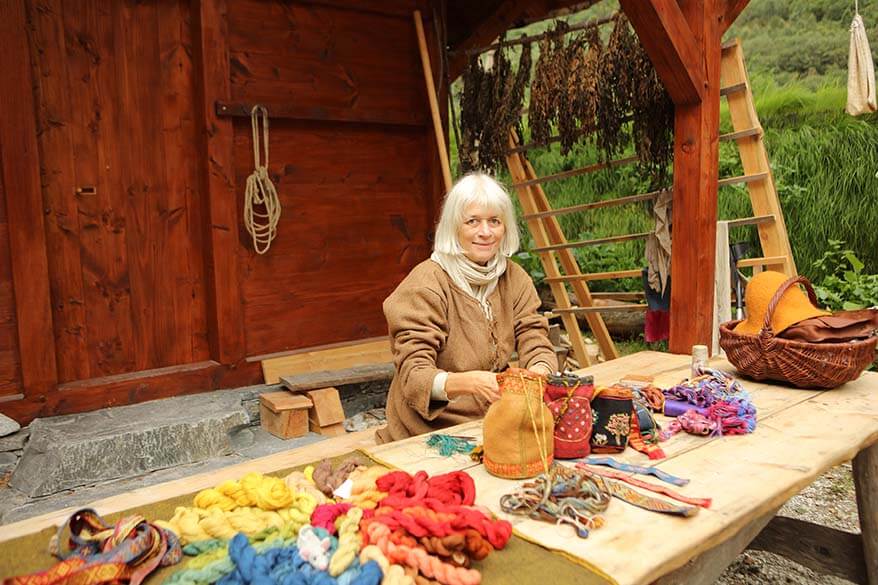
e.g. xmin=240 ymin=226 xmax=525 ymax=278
xmin=376 ymin=259 xmax=556 ymax=443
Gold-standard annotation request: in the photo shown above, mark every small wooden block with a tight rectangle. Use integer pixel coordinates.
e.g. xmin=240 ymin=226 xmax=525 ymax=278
xmin=260 ymin=391 xmax=312 ymax=413
xmin=309 ymin=421 xmax=347 ymax=437
xmin=259 ymin=391 xmax=313 ymax=439
xmin=303 ymin=387 xmax=345 ymax=427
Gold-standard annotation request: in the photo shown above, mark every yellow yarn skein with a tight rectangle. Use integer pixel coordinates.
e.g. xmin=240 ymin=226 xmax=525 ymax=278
xmin=349 ymin=466 xmax=390 ymax=493
xmin=328 ymin=507 xmax=363 ymax=576
xmin=193 ymin=472 xmax=295 ymax=511
xmin=163 ymin=492 xmax=317 ymax=545
xmin=359 ymin=544 xmax=413 ymax=585
xmin=348 ymin=489 xmax=385 ymax=510
xmin=160 ymin=507 xmax=213 ymax=543
xmin=346 ymin=465 xmax=390 ymax=510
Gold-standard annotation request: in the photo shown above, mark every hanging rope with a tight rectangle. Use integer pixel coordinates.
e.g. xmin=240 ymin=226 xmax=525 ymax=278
xmin=244 ymin=105 xmax=282 ymax=254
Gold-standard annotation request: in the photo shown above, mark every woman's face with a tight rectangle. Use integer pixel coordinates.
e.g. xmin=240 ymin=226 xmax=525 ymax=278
xmin=457 ymin=202 xmax=505 ymax=265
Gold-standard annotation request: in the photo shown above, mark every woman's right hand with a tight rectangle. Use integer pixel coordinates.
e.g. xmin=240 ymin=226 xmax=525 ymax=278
xmin=445 ymin=371 xmax=501 ymax=403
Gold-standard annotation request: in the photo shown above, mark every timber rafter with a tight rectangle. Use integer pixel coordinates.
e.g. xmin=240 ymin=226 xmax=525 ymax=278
xmin=619 ymin=0 xmax=705 ymax=105
xmin=447 ymin=0 xmax=592 ymax=80
xmin=721 ymin=0 xmax=751 ymax=33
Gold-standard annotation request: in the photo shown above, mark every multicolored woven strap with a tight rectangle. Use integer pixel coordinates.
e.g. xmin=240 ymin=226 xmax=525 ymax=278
xmin=581 ymin=456 xmax=689 ymax=486
xmin=4 ymin=508 xmax=181 ymax=585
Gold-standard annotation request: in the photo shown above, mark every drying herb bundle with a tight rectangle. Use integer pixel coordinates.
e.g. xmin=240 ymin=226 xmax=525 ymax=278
xmin=458 ymin=39 xmax=532 ymax=173
xmin=594 ymin=13 xmax=638 ymax=161
xmin=558 ymin=24 xmax=603 ymax=154
xmin=629 ymin=39 xmax=674 ymax=184
xmin=528 ymin=22 xmax=574 ymax=147
xmin=458 ymin=56 xmax=485 ymax=173
xmin=456 ymin=13 xmax=674 ymax=180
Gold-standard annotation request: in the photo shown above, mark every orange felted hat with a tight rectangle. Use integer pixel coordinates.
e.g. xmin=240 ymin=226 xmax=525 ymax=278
xmin=734 ymin=271 xmax=830 ymax=335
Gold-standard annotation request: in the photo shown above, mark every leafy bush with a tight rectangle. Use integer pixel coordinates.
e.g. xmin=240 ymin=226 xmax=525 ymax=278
xmin=511 ymin=251 xmax=545 ymax=284
xmin=810 ymin=241 xmax=878 ymax=310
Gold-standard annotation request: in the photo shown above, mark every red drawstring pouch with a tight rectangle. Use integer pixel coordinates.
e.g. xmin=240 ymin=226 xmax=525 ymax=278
xmin=544 ymin=373 xmax=595 ymax=459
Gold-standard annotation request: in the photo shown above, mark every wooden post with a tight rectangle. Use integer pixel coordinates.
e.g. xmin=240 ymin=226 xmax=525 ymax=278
xmin=193 ymin=0 xmax=246 ymax=365
xmin=621 ymin=0 xmax=722 ymax=353
xmin=414 ymin=10 xmax=453 ymax=193
xmin=667 ymin=0 xmax=721 ymax=354
xmin=670 ymin=0 xmax=720 ymax=354
xmin=0 ymin=0 xmax=59 ymax=402
xmin=854 ymin=442 xmax=878 ymax=585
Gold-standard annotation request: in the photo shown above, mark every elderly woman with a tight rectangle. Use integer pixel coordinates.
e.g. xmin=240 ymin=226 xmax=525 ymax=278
xmin=376 ymin=173 xmax=557 ymax=443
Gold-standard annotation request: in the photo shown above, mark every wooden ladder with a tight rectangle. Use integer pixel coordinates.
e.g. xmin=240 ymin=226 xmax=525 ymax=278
xmin=719 ymin=38 xmax=797 ymax=277
xmin=505 ymin=130 xmax=622 ymax=367
xmin=504 ymin=39 xmax=795 ymax=365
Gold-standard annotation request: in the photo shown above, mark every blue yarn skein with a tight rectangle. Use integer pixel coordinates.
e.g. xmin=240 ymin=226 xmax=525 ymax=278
xmin=217 ymin=531 xmax=382 ymax=585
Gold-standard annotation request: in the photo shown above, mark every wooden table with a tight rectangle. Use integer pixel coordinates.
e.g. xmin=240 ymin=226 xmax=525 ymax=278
xmin=368 ymin=351 xmax=878 ymax=585
xmin=2 ymin=351 xmax=876 ymax=585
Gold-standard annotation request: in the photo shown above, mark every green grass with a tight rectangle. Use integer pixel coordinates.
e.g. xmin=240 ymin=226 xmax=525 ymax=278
xmin=615 ymin=337 xmax=668 ymax=356
xmin=719 ymin=78 xmax=878 ymax=278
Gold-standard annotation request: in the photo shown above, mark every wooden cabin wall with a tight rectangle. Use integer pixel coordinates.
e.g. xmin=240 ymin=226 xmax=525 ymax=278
xmin=0 ymin=180 xmax=22 ymax=402
xmin=0 ymin=0 xmax=444 ymax=423
xmin=226 ymin=0 xmax=435 ymax=356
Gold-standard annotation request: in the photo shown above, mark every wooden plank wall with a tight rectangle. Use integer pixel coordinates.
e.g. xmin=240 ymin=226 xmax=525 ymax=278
xmin=227 ymin=0 xmax=435 ymax=356
xmin=0 ymin=0 xmax=441 ymax=423
xmin=0 ymin=169 xmax=22 ymax=402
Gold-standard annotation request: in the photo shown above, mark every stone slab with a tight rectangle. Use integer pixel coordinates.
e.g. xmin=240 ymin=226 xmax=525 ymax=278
xmin=9 ymin=391 xmax=249 ymax=497
xmin=0 ymin=452 xmax=17 ymax=474
xmin=0 ymin=428 xmax=29 ymax=452
xmin=0 ymin=414 xmax=20 ymax=437
xmin=0 ymin=428 xmax=323 ymax=525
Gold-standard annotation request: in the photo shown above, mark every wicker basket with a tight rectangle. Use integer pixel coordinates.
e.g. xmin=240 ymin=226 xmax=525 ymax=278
xmin=719 ymin=276 xmax=877 ymax=389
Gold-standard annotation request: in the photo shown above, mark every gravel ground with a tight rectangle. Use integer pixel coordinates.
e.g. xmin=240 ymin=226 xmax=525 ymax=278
xmin=715 ymin=462 xmax=860 ymax=585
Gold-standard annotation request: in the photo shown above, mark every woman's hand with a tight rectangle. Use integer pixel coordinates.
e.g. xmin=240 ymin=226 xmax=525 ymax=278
xmin=445 ymin=371 xmax=501 ymax=403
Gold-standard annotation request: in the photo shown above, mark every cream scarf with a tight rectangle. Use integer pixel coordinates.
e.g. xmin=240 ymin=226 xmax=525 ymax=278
xmin=431 ymin=251 xmax=507 ymax=320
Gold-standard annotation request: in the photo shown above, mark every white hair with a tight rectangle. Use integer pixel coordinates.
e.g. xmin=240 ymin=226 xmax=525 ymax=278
xmin=433 ymin=173 xmax=520 ymax=256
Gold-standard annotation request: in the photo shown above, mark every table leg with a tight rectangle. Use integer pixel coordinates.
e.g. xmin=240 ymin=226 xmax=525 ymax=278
xmin=652 ymin=507 xmax=779 ymax=585
xmin=854 ymin=441 xmax=878 ymax=585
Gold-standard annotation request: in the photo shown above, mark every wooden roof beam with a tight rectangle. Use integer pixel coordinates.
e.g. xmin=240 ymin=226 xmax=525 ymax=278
xmin=721 ymin=0 xmax=751 ymax=33
xmin=619 ymin=0 xmax=706 ymax=105
xmin=449 ymin=0 xmax=536 ymax=80
xmin=447 ymin=0 xmax=586 ymax=80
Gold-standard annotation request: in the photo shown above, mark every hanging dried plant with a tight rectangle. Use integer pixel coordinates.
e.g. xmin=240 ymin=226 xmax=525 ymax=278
xmin=528 ymin=21 xmax=569 ymax=146
xmin=556 ymin=34 xmax=586 ymax=154
xmin=577 ymin=25 xmax=603 ymax=136
xmin=629 ymin=39 xmax=674 ymax=184
xmin=557 ymin=24 xmax=602 ymax=154
xmin=458 ymin=38 xmax=532 ymax=173
xmin=459 ymin=13 xmax=673 ymax=180
xmin=595 ymin=14 xmax=639 ymax=160
xmin=459 ymin=55 xmax=485 ymax=173
xmin=506 ymin=40 xmax=532 ymax=142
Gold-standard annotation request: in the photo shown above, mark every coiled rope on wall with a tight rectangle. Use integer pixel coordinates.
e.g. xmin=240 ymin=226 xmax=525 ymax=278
xmin=244 ymin=105 xmax=281 ymax=254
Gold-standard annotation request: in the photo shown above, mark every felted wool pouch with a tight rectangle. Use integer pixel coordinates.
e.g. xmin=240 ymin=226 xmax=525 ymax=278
xmin=544 ymin=372 xmax=595 ymax=459
xmin=483 ymin=368 xmax=554 ymax=479
xmin=590 ymin=385 xmax=633 ymax=454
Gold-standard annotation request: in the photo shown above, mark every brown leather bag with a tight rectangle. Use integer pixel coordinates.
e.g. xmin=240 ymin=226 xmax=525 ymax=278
xmin=780 ymin=308 xmax=878 ymax=343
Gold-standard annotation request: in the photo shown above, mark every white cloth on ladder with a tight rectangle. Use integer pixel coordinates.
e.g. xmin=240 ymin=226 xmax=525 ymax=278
xmin=846 ymin=14 xmax=877 ymax=116
xmin=645 ymin=190 xmax=672 ymax=295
